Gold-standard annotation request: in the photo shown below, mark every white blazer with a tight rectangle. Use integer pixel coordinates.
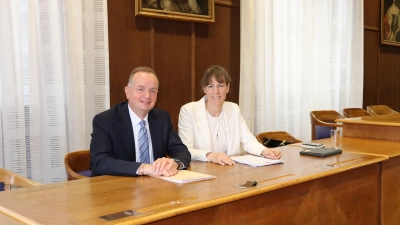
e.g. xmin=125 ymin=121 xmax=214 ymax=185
xmin=178 ymin=96 xmax=265 ymax=161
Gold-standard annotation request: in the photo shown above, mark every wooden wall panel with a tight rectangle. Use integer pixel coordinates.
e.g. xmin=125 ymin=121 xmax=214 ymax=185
xmin=363 ymin=30 xmax=380 ymax=108
xmin=153 ymin=20 xmax=192 ymax=127
xmin=107 ymin=0 xmax=240 ymax=129
xmin=379 ymin=46 xmax=400 ymax=110
xmin=364 ymin=0 xmax=380 ymax=28
xmin=195 ymin=4 xmax=240 ymax=102
xmin=364 ymin=0 xmax=400 ymax=112
xmin=108 ymin=0 xmax=152 ymax=106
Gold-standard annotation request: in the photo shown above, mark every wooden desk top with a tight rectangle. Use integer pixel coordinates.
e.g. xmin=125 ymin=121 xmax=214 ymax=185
xmin=313 ymin=137 xmax=400 ymax=158
xmin=0 ymin=147 xmax=387 ymax=225
xmin=336 ymin=114 xmax=400 ymax=126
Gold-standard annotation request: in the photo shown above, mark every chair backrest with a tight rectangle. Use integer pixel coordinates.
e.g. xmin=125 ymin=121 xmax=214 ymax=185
xmin=256 ymin=131 xmax=302 ymax=145
xmin=367 ymin=105 xmax=399 ymax=115
xmin=64 ymin=150 xmax=91 ymax=181
xmin=343 ymin=108 xmax=371 ymax=118
xmin=0 ymin=168 xmax=42 ymax=191
xmin=310 ymin=110 xmax=345 ymax=140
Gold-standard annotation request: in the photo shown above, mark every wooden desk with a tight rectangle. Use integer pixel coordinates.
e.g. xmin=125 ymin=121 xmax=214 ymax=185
xmin=336 ymin=114 xmax=400 ymax=141
xmin=316 ymin=137 xmax=400 ymax=225
xmin=0 ymin=147 xmax=386 ymax=225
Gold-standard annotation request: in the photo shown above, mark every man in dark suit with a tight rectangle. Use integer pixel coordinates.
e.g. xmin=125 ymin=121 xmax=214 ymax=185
xmin=90 ymin=66 xmax=190 ymax=177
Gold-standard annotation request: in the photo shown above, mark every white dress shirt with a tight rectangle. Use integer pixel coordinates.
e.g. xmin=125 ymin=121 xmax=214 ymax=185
xmin=128 ymin=106 xmax=154 ymax=163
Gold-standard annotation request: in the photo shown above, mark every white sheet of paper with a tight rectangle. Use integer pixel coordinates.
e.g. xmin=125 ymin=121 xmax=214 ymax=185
xmin=231 ymin=155 xmax=284 ymax=167
xmin=151 ymin=170 xmax=216 ymax=184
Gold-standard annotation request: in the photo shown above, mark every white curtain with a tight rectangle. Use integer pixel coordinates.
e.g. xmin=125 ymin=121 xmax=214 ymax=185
xmin=240 ymin=0 xmax=363 ymax=142
xmin=0 ymin=0 xmax=109 ymax=183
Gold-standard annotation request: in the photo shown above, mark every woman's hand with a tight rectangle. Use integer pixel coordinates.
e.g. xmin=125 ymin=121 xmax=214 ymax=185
xmin=206 ymin=152 xmax=236 ymax=165
xmin=261 ymin=148 xmax=282 ymax=160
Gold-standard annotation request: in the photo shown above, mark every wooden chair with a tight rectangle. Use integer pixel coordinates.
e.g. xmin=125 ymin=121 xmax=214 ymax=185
xmin=0 ymin=168 xmax=42 ymax=191
xmin=256 ymin=131 xmax=302 ymax=145
xmin=367 ymin=105 xmax=399 ymax=115
xmin=64 ymin=150 xmax=91 ymax=181
xmin=310 ymin=110 xmax=345 ymax=140
xmin=343 ymin=108 xmax=371 ymax=118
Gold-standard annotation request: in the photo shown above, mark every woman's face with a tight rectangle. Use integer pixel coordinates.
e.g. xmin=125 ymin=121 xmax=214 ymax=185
xmin=203 ymin=76 xmax=230 ymax=108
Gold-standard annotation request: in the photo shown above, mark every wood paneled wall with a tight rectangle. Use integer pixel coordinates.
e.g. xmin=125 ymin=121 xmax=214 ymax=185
xmin=109 ymin=1 xmax=398 ymax=129
xmin=108 ymin=0 xmax=240 ymax=129
xmin=364 ymin=0 xmax=400 ymax=111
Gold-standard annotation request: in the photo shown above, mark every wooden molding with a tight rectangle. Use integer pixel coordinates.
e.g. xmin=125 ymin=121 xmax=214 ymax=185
xmin=215 ymin=1 xmax=240 ymax=8
xmin=364 ymin=26 xmax=379 ymax=32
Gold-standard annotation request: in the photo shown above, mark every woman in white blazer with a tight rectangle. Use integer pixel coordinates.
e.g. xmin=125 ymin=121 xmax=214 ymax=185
xmin=178 ymin=65 xmax=281 ymax=165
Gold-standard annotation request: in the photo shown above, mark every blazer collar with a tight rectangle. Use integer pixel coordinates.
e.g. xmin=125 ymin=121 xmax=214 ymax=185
xmin=197 ymin=97 xmax=235 ymax=153
xmin=117 ymin=103 xmax=163 ymax=159
xmin=195 ymin=97 xmax=212 ymax=150
xmin=194 ymin=96 xmax=234 ymax=151
xmin=147 ymin=110 xmax=163 ymax=158
xmin=117 ymin=102 xmax=136 ymax=158
xmin=222 ymin=102 xmax=234 ymax=153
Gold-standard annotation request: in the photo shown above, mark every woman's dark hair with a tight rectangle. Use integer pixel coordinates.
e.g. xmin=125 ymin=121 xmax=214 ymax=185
xmin=200 ymin=65 xmax=232 ymax=89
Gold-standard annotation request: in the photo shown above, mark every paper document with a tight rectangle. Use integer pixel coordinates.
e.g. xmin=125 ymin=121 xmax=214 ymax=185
xmin=231 ymin=155 xmax=284 ymax=167
xmin=151 ymin=170 xmax=216 ymax=184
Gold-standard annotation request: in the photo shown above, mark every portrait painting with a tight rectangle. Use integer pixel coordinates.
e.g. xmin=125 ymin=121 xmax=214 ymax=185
xmin=135 ymin=0 xmax=215 ymax=23
xmin=381 ymin=0 xmax=400 ymax=46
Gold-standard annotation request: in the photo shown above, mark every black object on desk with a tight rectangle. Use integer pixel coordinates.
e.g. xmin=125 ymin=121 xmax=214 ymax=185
xmin=300 ymin=148 xmax=342 ymax=157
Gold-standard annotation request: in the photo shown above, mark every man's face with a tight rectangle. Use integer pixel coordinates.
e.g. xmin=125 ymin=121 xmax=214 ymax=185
xmin=125 ymin=71 xmax=159 ymax=119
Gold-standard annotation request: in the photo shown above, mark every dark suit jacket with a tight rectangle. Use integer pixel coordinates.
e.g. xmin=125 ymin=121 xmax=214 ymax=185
xmin=89 ymin=102 xmax=191 ymax=177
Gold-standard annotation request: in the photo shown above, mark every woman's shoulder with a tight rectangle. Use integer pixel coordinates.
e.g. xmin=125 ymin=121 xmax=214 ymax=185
xmin=181 ymin=101 xmax=197 ymax=110
xmin=180 ymin=101 xmax=202 ymax=117
xmin=181 ymin=97 xmax=205 ymax=110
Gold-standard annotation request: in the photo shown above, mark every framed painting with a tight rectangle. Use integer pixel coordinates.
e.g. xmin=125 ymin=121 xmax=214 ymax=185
xmin=135 ymin=0 xmax=215 ymax=23
xmin=381 ymin=0 xmax=400 ymax=46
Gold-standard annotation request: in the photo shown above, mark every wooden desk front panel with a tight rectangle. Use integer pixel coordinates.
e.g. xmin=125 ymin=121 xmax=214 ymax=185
xmin=316 ymin=137 xmax=400 ymax=225
xmin=381 ymin=156 xmax=400 ymax=225
xmin=0 ymin=147 xmax=385 ymax=225
xmin=337 ymin=114 xmax=400 ymax=142
xmin=150 ymin=163 xmax=379 ymax=225
xmin=342 ymin=123 xmax=400 ymax=142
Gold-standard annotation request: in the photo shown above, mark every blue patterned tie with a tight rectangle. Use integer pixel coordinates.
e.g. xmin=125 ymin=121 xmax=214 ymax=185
xmin=138 ymin=120 xmax=150 ymax=163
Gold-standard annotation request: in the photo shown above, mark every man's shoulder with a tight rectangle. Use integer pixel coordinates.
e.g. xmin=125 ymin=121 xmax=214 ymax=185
xmin=94 ymin=102 xmax=128 ymax=119
xmin=147 ymin=108 xmax=172 ymax=125
xmin=149 ymin=108 xmax=170 ymax=116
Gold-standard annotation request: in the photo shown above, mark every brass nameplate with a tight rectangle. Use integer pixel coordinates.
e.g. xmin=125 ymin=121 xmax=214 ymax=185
xmin=99 ymin=210 xmax=139 ymax=221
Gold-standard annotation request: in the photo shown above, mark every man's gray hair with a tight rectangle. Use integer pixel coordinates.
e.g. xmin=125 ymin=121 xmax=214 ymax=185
xmin=127 ymin=66 xmax=158 ymax=87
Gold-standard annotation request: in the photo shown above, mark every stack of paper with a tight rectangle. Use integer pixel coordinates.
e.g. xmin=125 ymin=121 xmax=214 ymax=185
xmin=231 ymin=155 xmax=284 ymax=167
xmin=151 ymin=170 xmax=216 ymax=184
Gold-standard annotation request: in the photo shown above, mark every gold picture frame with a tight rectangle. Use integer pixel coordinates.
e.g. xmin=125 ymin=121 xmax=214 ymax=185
xmin=135 ymin=0 xmax=215 ymax=23
xmin=381 ymin=0 xmax=400 ymax=46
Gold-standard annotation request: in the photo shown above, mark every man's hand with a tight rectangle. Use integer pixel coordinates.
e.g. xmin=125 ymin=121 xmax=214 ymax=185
xmin=141 ymin=157 xmax=178 ymax=177
xmin=206 ymin=152 xmax=235 ymax=165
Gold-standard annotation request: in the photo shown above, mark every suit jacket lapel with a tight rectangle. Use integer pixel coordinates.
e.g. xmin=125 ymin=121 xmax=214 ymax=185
xmin=195 ymin=97 xmax=212 ymax=151
xmin=148 ymin=110 xmax=163 ymax=159
xmin=118 ymin=103 xmax=136 ymax=160
xmin=223 ymin=103 xmax=235 ymax=153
